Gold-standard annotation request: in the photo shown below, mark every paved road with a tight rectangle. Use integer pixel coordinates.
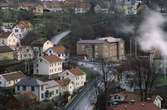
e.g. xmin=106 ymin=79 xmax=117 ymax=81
xmin=65 ymin=60 xmax=116 ymax=110
xmin=65 ymin=79 xmax=97 ymax=110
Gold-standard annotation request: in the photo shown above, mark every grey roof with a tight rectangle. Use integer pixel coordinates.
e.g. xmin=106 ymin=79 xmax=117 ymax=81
xmin=45 ymin=80 xmax=59 ymax=89
xmin=0 ymin=46 xmax=13 ymax=53
xmin=77 ymin=40 xmax=106 ymax=44
xmin=16 ymin=77 xmax=44 ymax=86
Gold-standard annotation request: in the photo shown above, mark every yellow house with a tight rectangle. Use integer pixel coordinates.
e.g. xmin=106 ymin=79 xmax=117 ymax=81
xmin=33 ymin=4 xmax=44 ymax=16
xmin=0 ymin=46 xmax=14 ymax=60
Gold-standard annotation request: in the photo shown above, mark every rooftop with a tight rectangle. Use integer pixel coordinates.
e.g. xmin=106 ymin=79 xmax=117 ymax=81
xmin=48 ymin=45 xmax=65 ymax=53
xmin=0 ymin=32 xmax=10 ymax=38
xmin=43 ymin=55 xmax=62 ymax=63
xmin=69 ymin=67 xmax=85 ymax=76
xmin=1 ymin=71 xmax=25 ymax=81
xmin=0 ymin=46 xmax=13 ymax=53
xmin=16 ymin=77 xmax=45 ymax=86
xmin=45 ymin=80 xmax=59 ymax=89
xmin=56 ymin=78 xmax=71 ymax=87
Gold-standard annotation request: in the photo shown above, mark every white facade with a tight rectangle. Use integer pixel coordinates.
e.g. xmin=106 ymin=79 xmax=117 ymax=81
xmin=0 ymin=71 xmax=25 ymax=87
xmin=7 ymin=33 xmax=21 ymax=47
xmin=15 ymin=77 xmax=60 ymax=101
xmin=15 ymin=79 xmax=46 ymax=101
xmin=57 ymin=79 xmax=74 ymax=95
xmin=33 ymin=56 xmax=63 ymax=76
xmin=15 ymin=46 xmax=34 ymax=61
xmin=43 ymin=40 xmax=54 ymax=52
xmin=59 ymin=69 xmax=86 ymax=90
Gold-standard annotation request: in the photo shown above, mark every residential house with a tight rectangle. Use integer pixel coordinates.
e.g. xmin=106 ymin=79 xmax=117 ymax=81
xmin=17 ymin=2 xmax=35 ymax=11
xmin=43 ymin=40 xmax=54 ymax=52
xmin=0 ymin=0 xmax=9 ymax=10
xmin=14 ymin=20 xmax=32 ymax=36
xmin=57 ymin=78 xmax=74 ymax=95
xmin=44 ymin=80 xmax=60 ymax=100
xmin=77 ymin=36 xmax=125 ymax=61
xmin=118 ymin=0 xmax=142 ymax=15
xmin=0 ymin=71 xmax=25 ymax=87
xmin=0 ymin=46 xmax=14 ymax=60
xmin=33 ymin=55 xmax=63 ymax=76
xmin=64 ymin=0 xmax=91 ymax=14
xmin=15 ymin=77 xmax=47 ymax=102
xmin=33 ymin=4 xmax=44 ymax=15
xmin=59 ymin=67 xmax=86 ymax=90
xmin=0 ymin=32 xmax=10 ymax=46
xmin=1 ymin=22 xmax=14 ymax=32
xmin=94 ymin=4 xmax=109 ymax=14
xmin=15 ymin=77 xmax=60 ymax=101
xmin=43 ymin=1 xmax=64 ymax=12
xmin=14 ymin=46 xmax=34 ymax=61
xmin=31 ymin=37 xmax=48 ymax=58
xmin=45 ymin=45 xmax=67 ymax=60
xmin=7 ymin=33 xmax=21 ymax=48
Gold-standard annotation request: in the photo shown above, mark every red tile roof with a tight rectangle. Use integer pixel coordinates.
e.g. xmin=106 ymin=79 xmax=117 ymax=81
xmin=56 ymin=78 xmax=71 ymax=87
xmin=49 ymin=46 xmax=65 ymax=53
xmin=16 ymin=20 xmax=32 ymax=30
xmin=107 ymin=102 xmax=160 ymax=110
xmin=43 ymin=55 xmax=62 ymax=63
xmin=69 ymin=67 xmax=84 ymax=76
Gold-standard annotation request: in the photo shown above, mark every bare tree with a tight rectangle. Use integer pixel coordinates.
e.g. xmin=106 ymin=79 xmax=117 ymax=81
xmin=125 ymin=55 xmax=158 ymax=101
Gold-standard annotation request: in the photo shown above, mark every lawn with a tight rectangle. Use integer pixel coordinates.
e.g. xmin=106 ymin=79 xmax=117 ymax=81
xmin=80 ymin=67 xmax=93 ymax=81
xmin=156 ymin=75 xmax=167 ymax=86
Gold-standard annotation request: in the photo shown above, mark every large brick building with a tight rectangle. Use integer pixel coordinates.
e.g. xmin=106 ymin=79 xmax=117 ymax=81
xmin=77 ymin=37 xmax=125 ymax=61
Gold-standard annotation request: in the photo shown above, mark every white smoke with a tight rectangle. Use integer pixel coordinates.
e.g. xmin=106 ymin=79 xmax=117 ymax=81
xmin=120 ymin=23 xmax=135 ymax=34
xmin=137 ymin=10 xmax=167 ymax=57
xmin=51 ymin=30 xmax=71 ymax=44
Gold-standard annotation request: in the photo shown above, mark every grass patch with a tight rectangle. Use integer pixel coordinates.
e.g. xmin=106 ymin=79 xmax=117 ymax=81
xmin=156 ymin=75 xmax=167 ymax=86
xmin=80 ymin=67 xmax=93 ymax=81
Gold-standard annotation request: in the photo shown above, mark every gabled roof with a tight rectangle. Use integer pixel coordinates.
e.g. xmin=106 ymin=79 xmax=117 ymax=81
xmin=45 ymin=80 xmax=59 ymax=89
xmin=43 ymin=55 xmax=62 ymax=63
xmin=69 ymin=67 xmax=84 ymax=76
xmin=0 ymin=32 xmax=10 ymax=38
xmin=16 ymin=77 xmax=44 ymax=86
xmin=47 ymin=45 xmax=65 ymax=53
xmin=0 ymin=46 xmax=13 ymax=53
xmin=1 ymin=71 xmax=25 ymax=81
xmin=56 ymin=78 xmax=71 ymax=87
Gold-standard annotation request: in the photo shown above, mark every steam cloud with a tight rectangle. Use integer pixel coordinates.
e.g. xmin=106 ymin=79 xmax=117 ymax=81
xmin=137 ymin=10 xmax=167 ymax=57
